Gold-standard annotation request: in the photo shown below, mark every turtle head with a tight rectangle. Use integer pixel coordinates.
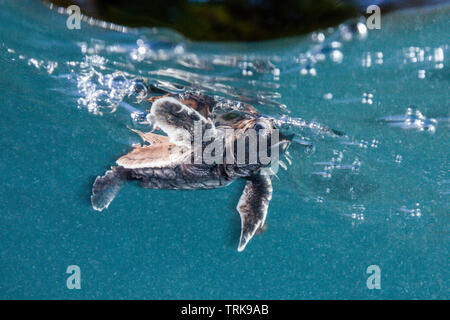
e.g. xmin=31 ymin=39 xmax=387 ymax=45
xmin=230 ymin=117 xmax=292 ymax=173
xmin=252 ymin=117 xmax=293 ymax=154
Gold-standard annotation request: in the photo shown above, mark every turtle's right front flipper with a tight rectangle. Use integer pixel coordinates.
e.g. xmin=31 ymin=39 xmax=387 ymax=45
xmin=91 ymin=166 xmax=130 ymax=211
xmin=236 ymin=174 xmax=273 ymax=252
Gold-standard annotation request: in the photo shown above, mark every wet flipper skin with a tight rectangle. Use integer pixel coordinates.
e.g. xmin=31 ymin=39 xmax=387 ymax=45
xmin=91 ymin=166 xmax=129 ymax=211
xmin=149 ymin=97 xmax=215 ymax=146
xmin=236 ymin=174 xmax=273 ymax=252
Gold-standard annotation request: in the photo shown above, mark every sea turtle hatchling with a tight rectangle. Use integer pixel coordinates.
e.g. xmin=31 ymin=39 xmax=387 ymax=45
xmin=91 ymin=92 xmax=293 ymax=251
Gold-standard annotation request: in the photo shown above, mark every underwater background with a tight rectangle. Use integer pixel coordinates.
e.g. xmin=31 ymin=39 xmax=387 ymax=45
xmin=0 ymin=0 xmax=448 ymax=299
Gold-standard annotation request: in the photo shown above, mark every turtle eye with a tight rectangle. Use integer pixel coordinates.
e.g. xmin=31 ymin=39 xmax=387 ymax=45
xmin=254 ymin=122 xmax=267 ymax=132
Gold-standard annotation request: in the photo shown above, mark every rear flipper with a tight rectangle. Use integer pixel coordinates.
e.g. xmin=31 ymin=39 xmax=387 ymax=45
xmin=91 ymin=166 xmax=129 ymax=211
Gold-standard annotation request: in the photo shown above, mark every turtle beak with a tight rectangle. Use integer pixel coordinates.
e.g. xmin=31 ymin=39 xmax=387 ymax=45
xmin=279 ymin=132 xmax=294 ymax=142
xmin=278 ymin=132 xmax=294 ymax=153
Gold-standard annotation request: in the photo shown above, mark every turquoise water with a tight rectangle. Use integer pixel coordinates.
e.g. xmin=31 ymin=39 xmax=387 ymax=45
xmin=0 ymin=0 xmax=448 ymax=299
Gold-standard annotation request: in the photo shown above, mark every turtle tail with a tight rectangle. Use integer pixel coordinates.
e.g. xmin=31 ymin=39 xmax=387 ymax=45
xmin=91 ymin=166 xmax=130 ymax=211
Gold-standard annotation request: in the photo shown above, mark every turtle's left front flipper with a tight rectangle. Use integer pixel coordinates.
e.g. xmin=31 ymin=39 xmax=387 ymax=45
xmin=236 ymin=174 xmax=273 ymax=252
xmin=149 ymin=97 xmax=215 ymax=147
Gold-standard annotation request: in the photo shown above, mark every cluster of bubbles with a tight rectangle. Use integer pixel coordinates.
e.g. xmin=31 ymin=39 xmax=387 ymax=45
xmin=131 ymin=39 xmax=185 ymax=62
xmin=72 ymin=37 xmax=190 ymax=114
xmin=361 ymin=51 xmax=383 ymax=67
xmin=75 ymin=55 xmax=138 ymax=114
xmin=399 ymin=203 xmax=422 ymax=218
xmin=341 ymin=138 xmax=380 ymax=150
xmin=349 ymin=204 xmax=366 ymax=222
xmin=5 ymin=48 xmax=58 ymax=75
xmin=403 ymin=46 xmax=445 ymax=68
xmin=403 ymin=45 xmax=446 ymax=79
xmin=312 ymin=150 xmax=362 ymax=179
xmin=301 ymin=22 xmax=368 ymax=74
xmin=75 ymin=62 xmax=149 ymax=114
xmin=361 ymin=92 xmax=374 ymax=105
xmin=378 ymin=108 xmax=438 ymax=132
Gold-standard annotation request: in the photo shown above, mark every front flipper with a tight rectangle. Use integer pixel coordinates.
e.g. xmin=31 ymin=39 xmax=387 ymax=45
xmin=236 ymin=174 xmax=273 ymax=252
xmin=149 ymin=97 xmax=215 ymax=147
